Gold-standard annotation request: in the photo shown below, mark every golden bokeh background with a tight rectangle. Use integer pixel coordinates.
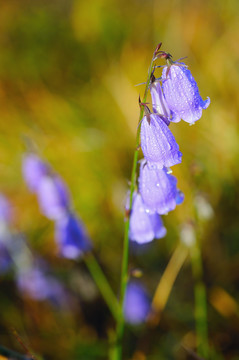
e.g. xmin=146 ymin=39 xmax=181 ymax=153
xmin=1 ymin=0 xmax=239 ymax=359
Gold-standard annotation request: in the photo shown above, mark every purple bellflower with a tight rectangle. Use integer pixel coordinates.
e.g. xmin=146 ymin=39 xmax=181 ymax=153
xmin=138 ymin=160 xmax=184 ymax=215
xmin=124 ymin=281 xmax=151 ymax=325
xmin=162 ymin=64 xmax=210 ymax=124
xmin=129 ymin=192 xmax=166 ymax=244
xmin=22 ymin=153 xmax=49 ymax=192
xmin=150 ymin=81 xmax=177 ymax=125
xmin=37 ymin=175 xmax=70 ymax=221
xmin=140 ymin=113 xmax=182 ymax=169
xmin=55 ymin=213 xmax=91 ymax=259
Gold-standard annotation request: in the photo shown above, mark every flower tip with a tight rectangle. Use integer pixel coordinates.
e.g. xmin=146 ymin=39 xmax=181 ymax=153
xmin=201 ymin=96 xmax=210 ymax=109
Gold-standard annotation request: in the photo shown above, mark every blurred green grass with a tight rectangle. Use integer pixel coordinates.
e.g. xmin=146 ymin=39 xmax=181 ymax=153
xmin=1 ymin=0 xmax=239 ymax=359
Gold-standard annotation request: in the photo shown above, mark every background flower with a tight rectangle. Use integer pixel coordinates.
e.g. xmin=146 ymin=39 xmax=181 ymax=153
xmin=124 ymin=281 xmax=151 ymax=325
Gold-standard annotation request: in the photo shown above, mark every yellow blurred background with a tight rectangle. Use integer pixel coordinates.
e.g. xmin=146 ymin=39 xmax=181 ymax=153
xmin=1 ymin=0 xmax=239 ymax=359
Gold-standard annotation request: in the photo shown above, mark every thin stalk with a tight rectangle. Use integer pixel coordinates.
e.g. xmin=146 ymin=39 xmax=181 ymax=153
xmin=151 ymin=244 xmax=188 ymax=323
xmin=85 ymin=252 xmax=120 ymax=321
xmin=112 ymin=51 xmax=156 ymax=360
xmin=190 ymin=239 xmax=209 ymax=358
xmin=0 ymin=345 xmax=33 ymax=360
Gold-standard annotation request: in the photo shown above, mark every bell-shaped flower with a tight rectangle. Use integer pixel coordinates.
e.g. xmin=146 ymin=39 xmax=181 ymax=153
xmin=55 ymin=213 xmax=91 ymax=259
xmin=140 ymin=113 xmax=182 ymax=169
xmin=138 ymin=160 xmax=184 ymax=215
xmin=22 ymin=153 xmax=49 ymax=192
xmin=162 ymin=64 xmax=210 ymax=124
xmin=150 ymin=81 xmax=179 ymax=124
xmin=36 ymin=175 xmax=70 ymax=220
xmin=129 ymin=192 xmax=166 ymax=244
xmin=124 ymin=281 xmax=151 ymax=325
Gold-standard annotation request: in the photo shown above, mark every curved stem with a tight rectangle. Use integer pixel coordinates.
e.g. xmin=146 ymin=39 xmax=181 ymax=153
xmin=112 ymin=49 xmax=157 ymax=360
xmin=190 ymin=238 xmax=209 ymax=358
xmin=85 ymin=252 xmax=120 ymax=321
xmin=151 ymin=244 xmax=188 ymax=324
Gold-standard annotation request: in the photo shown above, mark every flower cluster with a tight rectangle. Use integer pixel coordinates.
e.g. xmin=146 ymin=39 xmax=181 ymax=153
xmin=129 ymin=55 xmax=210 ymax=244
xmin=22 ymin=153 xmax=91 ymax=259
xmin=0 ymin=194 xmax=67 ymax=306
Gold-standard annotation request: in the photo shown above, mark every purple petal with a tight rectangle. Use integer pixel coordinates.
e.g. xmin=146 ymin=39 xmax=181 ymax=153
xmin=0 ymin=244 xmax=12 ymax=274
xmin=140 ymin=113 xmax=182 ymax=169
xmin=124 ymin=281 xmax=151 ymax=325
xmin=37 ymin=175 xmax=70 ymax=220
xmin=150 ymin=81 xmax=180 ymax=124
xmin=162 ymin=64 xmax=210 ymax=124
xmin=55 ymin=214 xmax=91 ymax=259
xmin=176 ymin=190 xmax=185 ymax=205
xmin=129 ymin=193 xmax=166 ymax=244
xmin=139 ymin=161 xmax=184 ymax=214
xmin=149 ymin=212 xmax=167 ymax=239
xmin=22 ymin=154 xmax=49 ymax=192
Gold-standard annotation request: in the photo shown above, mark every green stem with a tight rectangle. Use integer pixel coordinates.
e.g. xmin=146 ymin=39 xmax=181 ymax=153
xmin=190 ymin=239 xmax=209 ymax=358
xmin=84 ymin=252 xmax=120 ymax=321
xmin=112 ymin=52 xmax=156 ymax=360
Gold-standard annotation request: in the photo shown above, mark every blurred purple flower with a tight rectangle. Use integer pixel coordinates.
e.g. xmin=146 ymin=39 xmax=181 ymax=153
xmin=124 ymin=281 xmax=151 ymax=325
xmin=0 ymin=195 xmax=13 ymax=273
xmin=0 ymin=244 xmax=12 ymax=274
xmin=162 ymin=64 xmax=210 ymax=124
xmin=0 ymin=194 xmax=12 ymax=224
xmin=37 ymin=175 xmax=70 ymax=220
xmin=17 ymin=266 xmax=66 ymax=305
xmin=150 ymin=81 xmax=177 ymax=125
xmin=140 ymin=113 xmax=182 ymax=169
xmin=129 ymin=193 xmax=166 ymax=244
xmin=139 ymin=161 xmax=184 ymax=214
xmin=22 ymin=153 xmax=49 ymax=192
xmin=55 ymin=214 xmax=91 ymax=259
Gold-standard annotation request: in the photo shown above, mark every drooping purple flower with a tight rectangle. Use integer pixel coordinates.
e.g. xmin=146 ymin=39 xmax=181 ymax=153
xmin=162 ymin=64 xmax=210 ymax=124
xmin=37 ymin=175 xmax=70 ymax=220
xmin=150 ymin=81 xmax=178 ymax=125
xmin=55 ymin=213 xmax=91 ymax=259
xmin=138 ymin=161 xmax=184 ymax=214
xmin=22 ymin=153 xmax=49 ymax=192
xmin=124 ymin=281 xmax=151 ymax=325
xmin=140 ymin=113 xmax=182 ymax=169
xmin=129 ymin=192 xmax=166 ymax=244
